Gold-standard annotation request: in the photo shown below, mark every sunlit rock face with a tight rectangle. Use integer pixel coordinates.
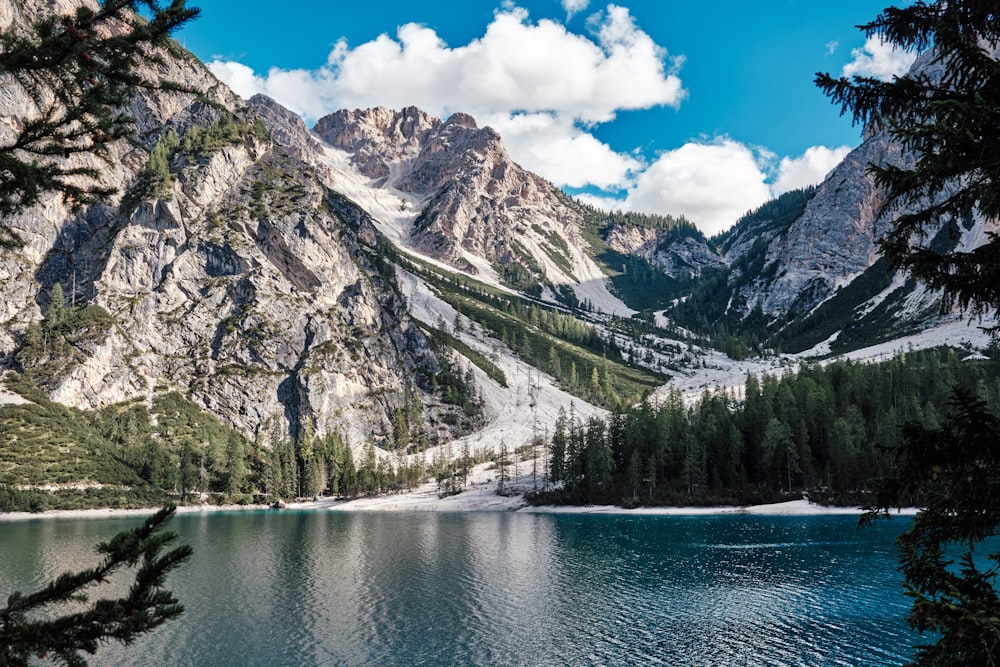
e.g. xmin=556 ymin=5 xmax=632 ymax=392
xmin=0 ymin=0 xmax=460 ymax=446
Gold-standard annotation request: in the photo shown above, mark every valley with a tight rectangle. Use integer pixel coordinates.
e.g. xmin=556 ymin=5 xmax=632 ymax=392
xmin=0 ymin=1 xmax=997 ymax=513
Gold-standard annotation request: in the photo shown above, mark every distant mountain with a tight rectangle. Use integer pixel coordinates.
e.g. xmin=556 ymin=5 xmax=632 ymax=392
xmin=666 ymin=50 xmax=997 ymax=355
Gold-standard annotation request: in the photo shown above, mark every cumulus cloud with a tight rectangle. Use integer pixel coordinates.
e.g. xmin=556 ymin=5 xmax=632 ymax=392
xmin=562 ymin=0 xmax=589 ymax=19
xmin=206 ymin=4 xmax=849 ymax=237
xmin=621 ymin=140 xmax=772 ymax=237
xmin=842 ymin=36 xmax=916 ymax=80
xmin=772 ymin=145 xmax=851 ymax=195
xmin=480 ymin=112 xmax=640 ymax=189
xmin=207 ymin=3 xmax=688 ymax=208
xmin=209 ymin=4 xmax=685 ymax=124
xmin=578 ymin=142 xmax=854 ymax=236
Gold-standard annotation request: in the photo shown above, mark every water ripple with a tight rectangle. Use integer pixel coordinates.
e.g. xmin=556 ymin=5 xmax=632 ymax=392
xmin=0 ymin=511 xmax=918 ymax=667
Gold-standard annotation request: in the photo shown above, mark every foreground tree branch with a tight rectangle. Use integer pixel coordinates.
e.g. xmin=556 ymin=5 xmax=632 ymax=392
xmin=0 ymin=506 xmax=192 ymax=666
xmin=0 ymin=0 xmax=200 ymax=249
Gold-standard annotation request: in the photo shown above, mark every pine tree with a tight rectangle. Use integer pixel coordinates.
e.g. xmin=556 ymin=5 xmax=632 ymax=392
xmin=0 ymin=1 xmax=200 ymax=249
xmin=815 ymin=2 xmax=1000 ymax=317
xmin=864 ymin=391 xmax=1000 ymax=665
xmin=818 ymin=5 xmax=1000 ymax=663
xmin=223 ymin=431 xmax=247 ymax=499
xmin=0 ymin=507 xmax=191 ymax=666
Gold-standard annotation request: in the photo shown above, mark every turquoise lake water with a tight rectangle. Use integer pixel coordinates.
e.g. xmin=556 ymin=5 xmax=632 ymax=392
xmin=0 ymin=510 xmax=917 ymax=666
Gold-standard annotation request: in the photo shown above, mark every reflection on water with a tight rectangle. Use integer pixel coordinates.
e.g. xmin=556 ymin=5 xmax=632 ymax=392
xmin=0 ymin=511 xmax=916 ymax=666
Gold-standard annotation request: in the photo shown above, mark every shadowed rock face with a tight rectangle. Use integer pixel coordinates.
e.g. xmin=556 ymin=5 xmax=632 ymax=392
xmin=719 ymin=49 xmax=995 ymax=326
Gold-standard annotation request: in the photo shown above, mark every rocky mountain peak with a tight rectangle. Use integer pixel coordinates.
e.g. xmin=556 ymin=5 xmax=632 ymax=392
xmin=313 ymin=106 xmax=438 ymax=181
xmin=309 ymin=105 xmax=633 ymax=311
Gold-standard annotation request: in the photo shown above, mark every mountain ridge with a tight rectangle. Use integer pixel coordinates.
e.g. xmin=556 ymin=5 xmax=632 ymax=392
xmin=1 ymin=0 xmax=997 ymax=511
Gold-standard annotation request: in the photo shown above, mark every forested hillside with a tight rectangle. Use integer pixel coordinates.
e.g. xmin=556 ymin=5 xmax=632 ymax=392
xmin=536 ymin=346 xmax=1000 ymax=507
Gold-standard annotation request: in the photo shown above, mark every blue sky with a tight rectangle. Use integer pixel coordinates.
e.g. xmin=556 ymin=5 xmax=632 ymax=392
xmin=178 ymin=1 xmax=915 ymax=234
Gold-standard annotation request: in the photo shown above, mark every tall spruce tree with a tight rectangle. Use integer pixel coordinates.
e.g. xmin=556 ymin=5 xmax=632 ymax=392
xmin=818 ymin=3 xmax=1000 ymax=664
xmin=815 ymin=2 xmax=1000 ymax=317
xmin=0 ymin=0 xmax=199 ymax=248
xmin=0 ymin=4 xmax=199 ymax=660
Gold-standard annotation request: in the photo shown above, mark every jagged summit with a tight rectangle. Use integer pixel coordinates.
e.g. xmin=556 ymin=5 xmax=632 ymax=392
xmin=312 ymin=105 xmax=631 ymax=313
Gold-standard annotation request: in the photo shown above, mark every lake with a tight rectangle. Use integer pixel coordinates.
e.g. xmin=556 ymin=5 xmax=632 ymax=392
xmin=0 ymin=510 xmax=917 ymax=666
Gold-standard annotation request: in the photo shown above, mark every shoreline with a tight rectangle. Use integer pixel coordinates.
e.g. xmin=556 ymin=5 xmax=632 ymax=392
xmin=0 ymin=495 xmax=918 ymax=523
xmin=1 ymin=462 xmax=917 ymax=523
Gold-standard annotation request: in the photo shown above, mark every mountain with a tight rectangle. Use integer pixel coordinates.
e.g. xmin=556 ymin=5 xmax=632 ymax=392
xmin=0 ymin=1 xmax=475 ymax=452
xmin=669 ymin=50 xmax=997 ymax=355
xmin=312 ymin=106 xmax=639 ymax=311
xmin=1 ymin=0 xmax=996 ymax=509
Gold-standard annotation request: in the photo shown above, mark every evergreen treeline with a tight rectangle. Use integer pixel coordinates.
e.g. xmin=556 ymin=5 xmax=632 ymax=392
xmin=0 ymin=375 xmax=494 ymax=512
xmin=398 ymin=253 xmax=664 ymax=409
xmin=582 ymin=205 xmax=700 ymax=235
xmin=538 ymin=347 xmax=1000 ymax=507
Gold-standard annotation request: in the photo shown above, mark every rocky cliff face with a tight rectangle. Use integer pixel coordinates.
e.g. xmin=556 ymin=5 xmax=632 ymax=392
xmin=728 ymin=132 xmax=902 ymax=318
xmin=604 ymin=224 xmax=724 ymax=281
xmin=313 ymin=107 xmax=608 ymax=306
xmin=0 ymin=0 xmax=459 ymax=446
xmin=720 ymin=48 xmax=995 ymax=334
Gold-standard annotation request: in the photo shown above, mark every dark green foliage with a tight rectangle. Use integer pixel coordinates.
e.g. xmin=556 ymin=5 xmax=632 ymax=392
xmin=817 ymin=8 xmax=1000 ymax=662
xmin=774 ymin=258 xmax=894 ymax=354
xmin=120 ymin=129 xmax=179 ymax=209
xmin=180 ymin=113 xmax=267 ymax=157
xmin=538 ymin=347 xmax=1000 ymax=507
xmin=14 ymin=285 xmax=114 ymax=391
xmin=715 ymin=187 xmax=817 ymax=253
xmin=607 ymin=252 xmax=687 ymax=312
xmin=2 ymin=371 xmax=406 ymax=510
xmin=423 ymin=337 xmax=486 ymax=428
xmin=497 ymin=261 xmax=542 ymax=298
xmin=420 ymin=318 xmax=507 ymax=388
xmin=400 ymin=252 xmax=662 ymax=409
xmin=592 ymin=207 xmax=699 ymax=233
xmin=0 ymin=377 xmax=259 ymax=509
xmin=669 ymin=188 xmax=817 ymax=356
xmin=147 ymin=393 xmax=241 ymax=500
xmin=0 ymin=0 xmax=199 ymax=248
xmin=816 ymin=1 xmax=1000 ymax=320
xmin=0 ymin=506 xmax=191 ymax=666
xmin=863 ymin=391 xmax=1000 ymax=665
xmin=580 ymin=204 xmax=710 ymax=311
xmin=0 ymin=376 xmax=161 ymax=508
xmin=122 ymin=114 xmax=266 ymax=212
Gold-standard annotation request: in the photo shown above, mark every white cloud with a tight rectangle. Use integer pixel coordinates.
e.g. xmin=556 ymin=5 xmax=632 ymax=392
xmin=562 ymin=0 xmax=589 ymax=19
xmin=825 ymin=40 xmax=839 ymax=55
xmin=210 ymin=4 xmax=685 ymax=126
xmin=480 ymin=112 xmax=639 ymax=189
xmin=772 ymin=145 xmax=852 ymax=195
xmin=842 ymin=36 xmax=916 ymax=80
xmin=207 ymin=3 xmax=686 ymax=205
xmin=208 ymin=4 xmax=847 ymax=238
xmin=620 ymin=140 xmax=772 ymax=237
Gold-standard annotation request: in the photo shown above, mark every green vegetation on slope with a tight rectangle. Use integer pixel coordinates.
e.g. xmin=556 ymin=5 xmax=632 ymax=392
xmin=397 ymin=249 xmax=665 ymax=410
xmin=0 ymin=376 xmax=164 ymax=512
xmin=14 ymin=283 xmax=114 ymax=391
xmin=579 ymin=205 xmax=710 ymax=311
